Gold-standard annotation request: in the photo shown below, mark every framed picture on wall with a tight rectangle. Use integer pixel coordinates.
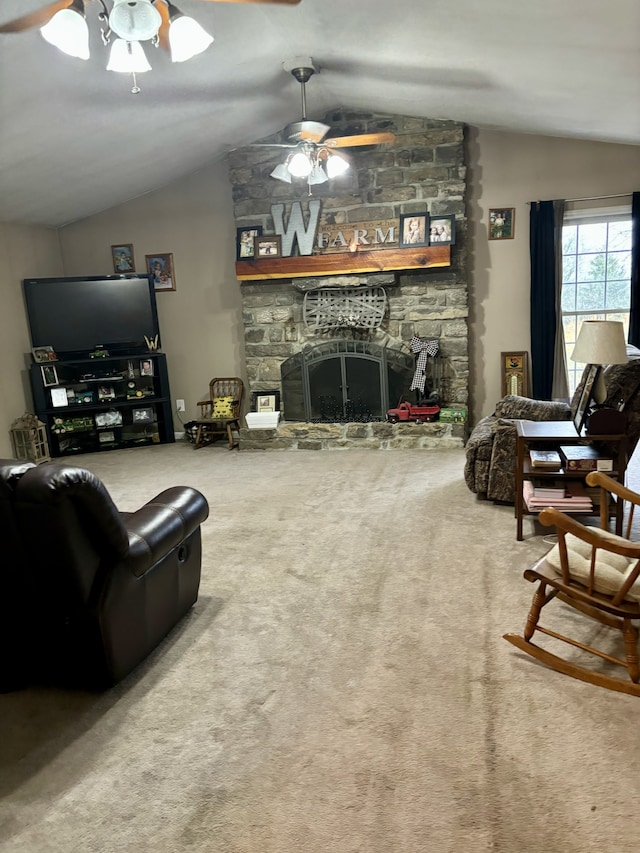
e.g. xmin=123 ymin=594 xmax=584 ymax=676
xmin=489 ymin=208 xmax=515 ymax=240
xmin=111 ymin=244 xmax=135 ymax=273
xmin=145 ymin=253 xmax=176 ymax=292
xmin=501 ymin=351 xmax=530 ymax=397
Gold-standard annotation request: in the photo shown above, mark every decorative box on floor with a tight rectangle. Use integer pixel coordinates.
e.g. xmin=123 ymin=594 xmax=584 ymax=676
xmin=245 ymin=412 xmax=281 ymax=429
xmin=439 ymin=407 xmax=467 ymax=423
xmin=10 ymin=413 xmax=51 ymax=463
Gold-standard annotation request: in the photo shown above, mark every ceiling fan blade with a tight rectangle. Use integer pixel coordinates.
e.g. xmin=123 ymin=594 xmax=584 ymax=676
xmin=249 ymin=143 xmax=298 ymax=149
xmin=0 ymin=0 xmax=74 ymax=33
xmin=289 ymin=121 xmax=331 ymax=144
xmin=323 ymin=132 xmax=396 ymax=149
xmin=196 ymin=0 xmax=301 ymax=4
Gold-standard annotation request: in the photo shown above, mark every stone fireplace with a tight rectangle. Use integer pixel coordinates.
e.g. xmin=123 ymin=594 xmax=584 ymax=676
xmin=227 ymin=111 xmax=468 ymax=449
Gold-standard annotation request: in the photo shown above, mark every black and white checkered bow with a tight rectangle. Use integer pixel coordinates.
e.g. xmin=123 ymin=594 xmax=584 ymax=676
xmin=409 ymin=336 xmax=439 ymax=393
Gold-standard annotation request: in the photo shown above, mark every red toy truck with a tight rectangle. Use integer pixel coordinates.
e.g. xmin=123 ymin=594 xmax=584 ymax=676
xmin=386 ymin=398 xmax=440 ymax=424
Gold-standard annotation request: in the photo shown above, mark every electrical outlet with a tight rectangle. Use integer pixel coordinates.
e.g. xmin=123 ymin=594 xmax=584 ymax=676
xmin=176 ymin=399 xmax=185 ymax=412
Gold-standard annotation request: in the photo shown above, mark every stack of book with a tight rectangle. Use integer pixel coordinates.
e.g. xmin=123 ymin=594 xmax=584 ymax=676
xmin=523 ymin=479 xmax=593 ymax=513
xmin=529 ymin=449 xmax=562 ymax=471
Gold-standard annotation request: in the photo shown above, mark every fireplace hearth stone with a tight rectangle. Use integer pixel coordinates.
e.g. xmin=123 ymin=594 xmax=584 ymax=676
xmin=238 ymin=420 xmax=464 ymax=451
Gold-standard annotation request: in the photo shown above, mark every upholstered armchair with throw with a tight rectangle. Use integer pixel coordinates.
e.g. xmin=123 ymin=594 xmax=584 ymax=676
xmin=1 ymin=459 xmax=209 ymax=689
xmin=465 ymin=346 xmax=640 ymax=505
xmin=464 ymin=395 xmax=571 ymax=503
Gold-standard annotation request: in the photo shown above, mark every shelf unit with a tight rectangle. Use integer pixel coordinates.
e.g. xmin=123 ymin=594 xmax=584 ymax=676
xmin=515 ymin=419 xmax=627 ymax=541
xmin=30 ymin=352 xmax=175 ymax=457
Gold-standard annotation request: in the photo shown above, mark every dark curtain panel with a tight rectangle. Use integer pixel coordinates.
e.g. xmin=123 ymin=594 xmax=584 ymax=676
xmin=629 ymin=191 xmax=640 ymax=346
xmin=530 ymin=200 xmax=557 ymax=399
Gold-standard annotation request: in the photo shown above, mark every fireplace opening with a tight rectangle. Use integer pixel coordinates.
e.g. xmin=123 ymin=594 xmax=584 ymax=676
xmin=281 ymin=340 xmax=441 ymax=422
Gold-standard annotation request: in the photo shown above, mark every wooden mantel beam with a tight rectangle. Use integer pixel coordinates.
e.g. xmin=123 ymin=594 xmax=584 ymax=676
xmin=235 ymin=245 xmax=451 ymax=281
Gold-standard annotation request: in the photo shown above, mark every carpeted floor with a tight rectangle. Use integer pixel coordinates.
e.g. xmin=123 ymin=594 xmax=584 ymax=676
xmin=1 ymin=443 xmax=640 ymax=852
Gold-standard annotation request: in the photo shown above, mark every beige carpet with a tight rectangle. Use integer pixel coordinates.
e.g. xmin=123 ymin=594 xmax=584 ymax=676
xmin=2 ymin=443 xmax=640 ymax=852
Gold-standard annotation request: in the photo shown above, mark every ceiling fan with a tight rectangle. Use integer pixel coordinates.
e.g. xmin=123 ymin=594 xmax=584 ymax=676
xmin=0 ymin=0 xmax=300 ymax=33
xmin=254 ymin=60 xmax=396 ymax=189
xmin=0 ymin=1 xmax=301 ymax=92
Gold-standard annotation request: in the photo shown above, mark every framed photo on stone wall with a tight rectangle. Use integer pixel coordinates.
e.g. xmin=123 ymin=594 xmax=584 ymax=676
xmin=428 ymin=215 xmax=455 ymax=246
xmin=399 ymin=213 xmax=429 ymax=247
xmin=254 ymin=235 xmax=282 ymax=259
xmin=236 ymin=225 xmax=263 ymax=260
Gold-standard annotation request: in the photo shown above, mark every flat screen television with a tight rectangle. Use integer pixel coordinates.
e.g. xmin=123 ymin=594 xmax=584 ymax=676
xmin=23 ymin=275 xmax=160 ymax=358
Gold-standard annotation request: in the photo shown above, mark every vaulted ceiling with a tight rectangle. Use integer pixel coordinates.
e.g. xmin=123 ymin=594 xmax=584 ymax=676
xmin=1 ymin=0 xmax=638 ymax=228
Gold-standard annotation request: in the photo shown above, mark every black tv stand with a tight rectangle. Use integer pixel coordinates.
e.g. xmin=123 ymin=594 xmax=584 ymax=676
xmin=30 ymin=352 xmax=175 ymax=457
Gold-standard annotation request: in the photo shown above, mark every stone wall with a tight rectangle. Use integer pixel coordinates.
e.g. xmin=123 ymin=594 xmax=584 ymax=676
xmin=227 ymin=110 xmax=469 ymax=420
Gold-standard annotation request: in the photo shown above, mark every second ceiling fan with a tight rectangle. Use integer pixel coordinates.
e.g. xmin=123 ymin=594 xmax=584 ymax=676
xmin=254 ymin=61 xmax=396 ymax=189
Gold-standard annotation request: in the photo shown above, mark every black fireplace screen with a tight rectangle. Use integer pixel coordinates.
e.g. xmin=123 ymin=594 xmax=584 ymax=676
xmin=281 ymin=340 xmax=434 ymax=422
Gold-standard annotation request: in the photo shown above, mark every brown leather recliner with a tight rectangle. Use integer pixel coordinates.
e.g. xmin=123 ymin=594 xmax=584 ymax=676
xmin=0 ymin=459 xmax=209 ymax=689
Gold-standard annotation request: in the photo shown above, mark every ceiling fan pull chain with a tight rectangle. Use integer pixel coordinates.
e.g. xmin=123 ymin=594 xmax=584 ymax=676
xmin=130 ymin=71 xmax=141 ymax=95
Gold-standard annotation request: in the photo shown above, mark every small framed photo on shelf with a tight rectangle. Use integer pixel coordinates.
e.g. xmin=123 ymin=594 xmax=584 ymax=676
xmin=111 ymin=243 xmax=135 ymax=273
xmin=99 ymin=431 xmax=116 ymax=444
xmin=133 ymin=407 xmax=153 ymax=423
xmin=399 ymin=213 xmax=429 ymax=247
xmin=237 ymin=225 xmax=263 ymax=260
xmin=41 ymin=364 xmax=59 ymax=387
xmin=254 ymin=235 xmax=282 ymax=259
xmin=51 ymin=387 xmax=68 ymax=408
xmin=140 ymin=358 xmax=154 ymax=377
xmin=145 ymin=253 xmax=176 ymax=292
xmin=428 ymin=215 xmax=456 ymax=245
xmin=489 ymin=208 xmax=515 ymax=240
xmin=32 ymin=346 xmax=58 ymax=363
xmin=252 ymin=390 xmax=281 ymax=413
xmin=573 ymin=364 xmax=602 ymax=434
xmin=501 ymin=351 xmax=530 ymax=397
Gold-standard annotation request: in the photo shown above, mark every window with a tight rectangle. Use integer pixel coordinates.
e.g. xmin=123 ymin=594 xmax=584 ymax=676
xmin=561 ymin=207 xmax=632 ymax=394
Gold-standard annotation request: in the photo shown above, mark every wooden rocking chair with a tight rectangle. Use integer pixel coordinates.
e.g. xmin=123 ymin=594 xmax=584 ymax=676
xmin=504 ymin=471 xmax=640 ymax=696
xmin=194 ymin=377 xmax=244 ymax=450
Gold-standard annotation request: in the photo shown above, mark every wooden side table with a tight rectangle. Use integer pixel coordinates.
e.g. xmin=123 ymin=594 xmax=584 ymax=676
xmin=515 ymin=419 xmax=627 ymax=541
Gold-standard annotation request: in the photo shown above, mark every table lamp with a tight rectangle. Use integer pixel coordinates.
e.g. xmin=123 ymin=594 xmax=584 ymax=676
xmin=571 ymin=320 xmax=628 ymax=404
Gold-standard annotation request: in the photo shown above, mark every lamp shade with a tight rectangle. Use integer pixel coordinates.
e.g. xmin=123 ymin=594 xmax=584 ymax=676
xmin=40 ymin=6 xmax=90 ymax=60
xmin=288 ymin=149 xmax=313 ymax=178
xmin=571 ymin=320 xmax=628 ymax=366
xmin=326 ymin=152 xmax=349 ymax=178
xmin=270 ymin=163 xmax=292 ymax=183
xmin=107 ymin=39 xmax=152 ymax=73
xmin=169 ymin=15 xmax=214 ymax=62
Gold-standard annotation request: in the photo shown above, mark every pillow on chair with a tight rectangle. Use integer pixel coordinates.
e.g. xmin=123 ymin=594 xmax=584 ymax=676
xmin=211 ymin=396 xmax=235 ymax=418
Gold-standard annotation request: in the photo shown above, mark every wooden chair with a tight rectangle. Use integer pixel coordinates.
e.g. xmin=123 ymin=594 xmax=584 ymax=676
xmin=194 ymin=377 xmax=244 ymax=450
xmin=504 ymin=471 xmax=640 ymax=696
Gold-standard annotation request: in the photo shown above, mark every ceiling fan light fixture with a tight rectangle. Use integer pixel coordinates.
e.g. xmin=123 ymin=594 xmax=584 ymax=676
xmin=287 ymin=149 xmax=313 ymax=178
xmin=40 ymin=1 xmax=89 ymax=61
xmin=270 ymin=162 xmax=293 ymax=183
xmin=325 ymin=152 xmax=350 ymax=178
xmin=107 ymin=39 xmax=152 ymax=73
xmin=109 ymin=0 xmax=162 ymax=42
xmin=168 ymin=14 xmax=214 ymax=63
